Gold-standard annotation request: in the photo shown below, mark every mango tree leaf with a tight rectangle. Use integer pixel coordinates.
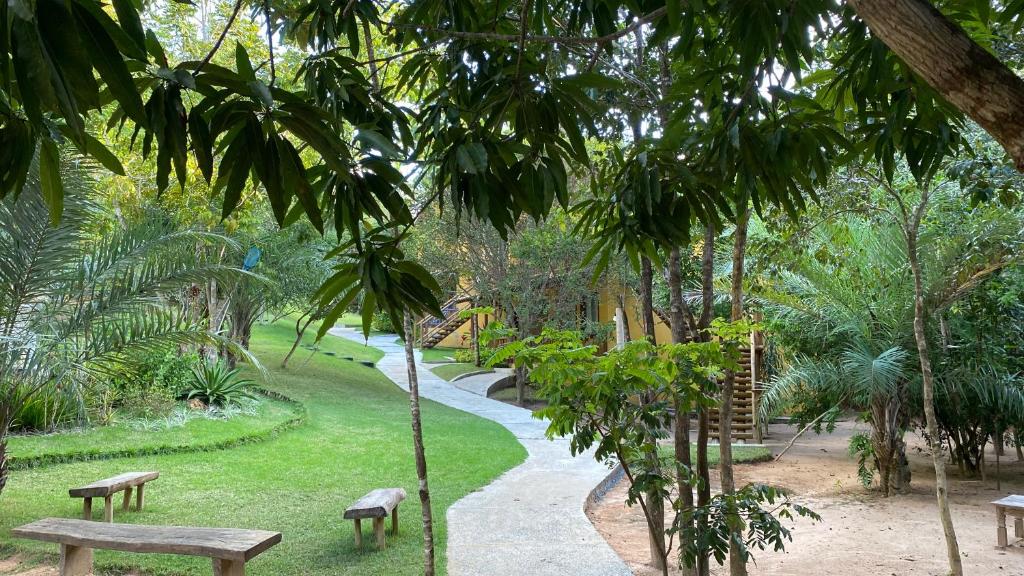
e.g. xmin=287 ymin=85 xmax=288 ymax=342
xmin=39 ymin=138 xmax=63 ymax=223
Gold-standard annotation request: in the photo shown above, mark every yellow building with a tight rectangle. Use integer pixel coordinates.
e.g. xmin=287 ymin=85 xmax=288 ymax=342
xmin=416 ymin=283 xmax=673 ymax=351
xmin=416 ymin=284 xmax=765 ymax=442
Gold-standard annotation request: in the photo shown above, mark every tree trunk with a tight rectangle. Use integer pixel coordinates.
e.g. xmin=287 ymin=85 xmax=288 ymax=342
xmin=667 ymin=247 xmax=696 ymax=576
xmin=639 ymin=257 xmax=658 ymax=344
xmin=0 ymin=430 xmax=8 ymax=494
xmin=848 ymin=0 xmax=1024 ymax=170
xmin=639 ymin=256 xmax=666 ymax=572
xmin=404 ymin=311 xmax=436 ymax=576
xmin=282 ymin=312 xmax=315 ymax=369
xmin=514 ymin=364 xmax=527 ymax=406
xmin=472 ymin=314 xmax=481 ymax=367
xmin=696 ymin=224 xmax=716 ymax=576
xmin=904 ymin=189 xmax=963 ymax=576
xmin=720 ymin=208 xmax=750 ymax=576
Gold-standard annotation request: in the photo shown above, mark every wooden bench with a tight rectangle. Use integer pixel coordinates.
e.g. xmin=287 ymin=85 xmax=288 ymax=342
xmin=343 ymin=488 xmax=406 ymax=549
xmin=69 ymin=471 xmax=159 ymax=523
xmin=12 ymin=517 xmax=281 ymax=576
xmin=993 ymin=495 xmax=1024 ymax=548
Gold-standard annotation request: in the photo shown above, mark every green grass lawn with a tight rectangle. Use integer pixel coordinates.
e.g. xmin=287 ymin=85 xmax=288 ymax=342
xmin=7 ymin=397 xmax=301 ymax=469
xmin=0 ymin=320 xmax=526 ymax=575
xmin=429 ymin=363 xmax=484 ymax=381
xmin=418 ymin=346 xmax=459 ymax=364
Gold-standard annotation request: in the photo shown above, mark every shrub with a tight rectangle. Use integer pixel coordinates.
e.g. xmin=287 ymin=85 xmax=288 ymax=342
xmin=11 ymin=385 xmax=76 ymax=432
xmin=104 ymin=349 xmax=201 ymax=418
xmin=453 ymin=349 xmax=475 ymax=363
xmin=187 ymin=362 xmax=256 ymax=407
xmin=371 ymin=310 xmax=393 ymax=332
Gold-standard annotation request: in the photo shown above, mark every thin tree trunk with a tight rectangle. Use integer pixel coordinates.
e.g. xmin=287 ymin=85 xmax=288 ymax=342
xmin=404 ymin=311 xmax=436 ymax=576
xmin=281 ymin=312 xmax=315 ymax=369
xmin=0 ymin=430 xmax=8 ymax=494
xmin=720 ymin=207 xmax=750 ymax=576
xmin=667 ymin=247 xmax=696 ymax=576
xmin=904 ymin=188 xmax=963 ymax=576
xmin=696 ymin=224 xmax=716 ymax=576
xmin=639 ymin=256 xmax=666 ymax=572
xmin=472 ymin=314 xmax=481 ymax=367
xmin=848 ymin=0 xmax=1024 ymax=170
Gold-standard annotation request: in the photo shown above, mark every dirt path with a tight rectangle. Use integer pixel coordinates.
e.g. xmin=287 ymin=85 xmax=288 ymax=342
xmin=588 ymin=420 xmax=1024 ymax=576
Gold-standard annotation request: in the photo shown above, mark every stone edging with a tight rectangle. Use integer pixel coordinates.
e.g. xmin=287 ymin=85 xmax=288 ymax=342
xmin=586 ymin=463 xmax=625 ymax=508
xmin=449 ymin=369 xmax=495 ymax=382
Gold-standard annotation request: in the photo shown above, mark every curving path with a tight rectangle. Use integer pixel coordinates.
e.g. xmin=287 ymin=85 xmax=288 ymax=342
xmin=329 ymin=327 xmax=630 ymax=576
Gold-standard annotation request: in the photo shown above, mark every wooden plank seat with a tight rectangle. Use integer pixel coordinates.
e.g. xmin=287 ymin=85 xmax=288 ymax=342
xmin=12 ymin=517 xmax=281 ymax=576
xmin=343 ymin=488 xmax=406 ymax=549
xmin=69 ymin=471 xmax=159 ymax=523
xmin=993 ymin=495 xmax=1024 ymax=548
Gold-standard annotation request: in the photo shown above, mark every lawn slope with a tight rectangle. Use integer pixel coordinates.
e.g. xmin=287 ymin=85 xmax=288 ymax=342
xmin=0 ymin=320 xmax=526 ymax=575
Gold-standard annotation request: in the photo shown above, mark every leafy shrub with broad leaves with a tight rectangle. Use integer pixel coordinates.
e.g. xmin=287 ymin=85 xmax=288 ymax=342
xmin=104 ymin=350 xmax=202 ymax=418
xmin=187 ymin=362 xmax=256 ymax=407
xmin=452 ymin=349 xmax=475 ymax=363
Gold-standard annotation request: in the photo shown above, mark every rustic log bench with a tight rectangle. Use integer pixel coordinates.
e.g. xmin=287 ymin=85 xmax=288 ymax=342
xmin=343 ymin=488 xmax=406 ymax=549
xmin=12 ymin=517 xmax=281 ymax=576
xmin=993 ymin=495 xmax=1024 ymax=548
xmin=69 ymin=471 xmax=159 ymax=523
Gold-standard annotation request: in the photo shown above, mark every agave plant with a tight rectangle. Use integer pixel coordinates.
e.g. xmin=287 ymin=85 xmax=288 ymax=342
xmin=0 ymin=158 xmax=252 ymax=497
xmin=186 ymin=362 xmax=256 ymax=407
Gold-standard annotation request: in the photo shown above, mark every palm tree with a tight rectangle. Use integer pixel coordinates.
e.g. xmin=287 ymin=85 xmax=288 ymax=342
xmin=756 ymin=219 xmax=923 ymax=495
xmin=758 ymin=199 xmax=1023 ymax=495
xmin=0 ymin=159 xmax=248 ymax=496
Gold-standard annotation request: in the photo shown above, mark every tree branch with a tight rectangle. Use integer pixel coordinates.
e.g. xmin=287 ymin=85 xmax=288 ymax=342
xmin=194 ymin=0 xmax=245 ymax=76
xmin=400 ymin=7 xmax=668 ymax=47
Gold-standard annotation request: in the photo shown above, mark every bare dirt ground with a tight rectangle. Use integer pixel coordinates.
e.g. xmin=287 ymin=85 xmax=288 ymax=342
xmin=587 ymin=420 xmax=1024 ymax=576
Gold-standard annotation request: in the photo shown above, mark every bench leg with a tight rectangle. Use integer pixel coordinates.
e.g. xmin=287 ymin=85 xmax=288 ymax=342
xmin=373 ymin=517 xmax=386 ymax=549
xmin=998 ymin=509 xmax=1009 ymax=548
xmin=136 ymin=483 xmax=145 ymax=511
xmin=391 ymin=508 xmax=399 ymax=536
xmin=353 ymin=518 xmax=362 ymax=549
xmin=1016 ymin=517 xmax=1023 ymax=539
xmin=59 ymin=543 xmax=93 ymax=576
xmin=122 ymin=487 xmax=133 ymax=512
xmin=103 ymin=495 xmax=114 ymax=523
xmin=82 ymin=498 xmax=92 ymax=521
xmin=212 ymin=558 xmax=244 ymax=576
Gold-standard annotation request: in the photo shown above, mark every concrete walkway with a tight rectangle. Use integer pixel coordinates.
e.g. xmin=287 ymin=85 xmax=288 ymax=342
xmin=449 ymin=367 xmax=513 ymax=396
xmin=329 ymin=327 xmax=630 ymax=576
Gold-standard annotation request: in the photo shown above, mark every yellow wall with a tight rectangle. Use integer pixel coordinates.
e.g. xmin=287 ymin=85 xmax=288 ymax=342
xmin=595 ymin=284 xmax=672 ymax=350
xmin=430 ymin=281 xmax=672 ymax=349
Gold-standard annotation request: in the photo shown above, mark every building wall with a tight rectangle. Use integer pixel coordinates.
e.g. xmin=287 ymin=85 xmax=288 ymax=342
xmin=431 ymin=281 xmax=672 ymax=349
xmin=595 ymin=284 xmax=673 ymax=349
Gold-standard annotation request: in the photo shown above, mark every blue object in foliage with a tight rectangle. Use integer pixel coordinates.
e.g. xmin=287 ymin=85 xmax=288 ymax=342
xmin=242 ymin=247 xmax=262 ymax=271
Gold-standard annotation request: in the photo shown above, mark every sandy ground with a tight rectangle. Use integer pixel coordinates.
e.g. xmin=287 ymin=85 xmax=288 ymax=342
xmin=587 ymin=420 xmax=1024 ymax=576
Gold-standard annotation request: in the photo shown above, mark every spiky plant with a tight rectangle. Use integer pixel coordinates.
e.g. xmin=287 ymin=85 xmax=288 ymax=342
xmin=0 ymin=160 xmax=253 ymax=497
xmin=187 ymin=362 xmax=256 ymax=407
xmin=757 ymin=203 xmax=1022 ymax=494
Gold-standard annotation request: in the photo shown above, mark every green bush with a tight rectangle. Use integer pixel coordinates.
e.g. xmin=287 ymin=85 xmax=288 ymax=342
xmin=371 ymin=310 xmax=393 ymax=332
xmin=453 ymin=348 xmax=475 ymax=363
xmin=11 ymin=386 xmax=76 ymax=432
xmin=187 ymin=362 xmax=256 ymax=407
xmin=104 ymin=349 xmax=201 ymax=418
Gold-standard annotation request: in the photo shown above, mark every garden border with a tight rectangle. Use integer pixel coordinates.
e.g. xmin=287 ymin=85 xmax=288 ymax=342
xmin=7 ymin=388 xmax=307 ymax=471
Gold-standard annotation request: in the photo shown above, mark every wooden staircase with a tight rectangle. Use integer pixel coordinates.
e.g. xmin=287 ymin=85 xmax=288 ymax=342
xmin=417 ymin=295 xmax=471 ymax=349
xmin=709 ymin=340 xmax=765 ymax=442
